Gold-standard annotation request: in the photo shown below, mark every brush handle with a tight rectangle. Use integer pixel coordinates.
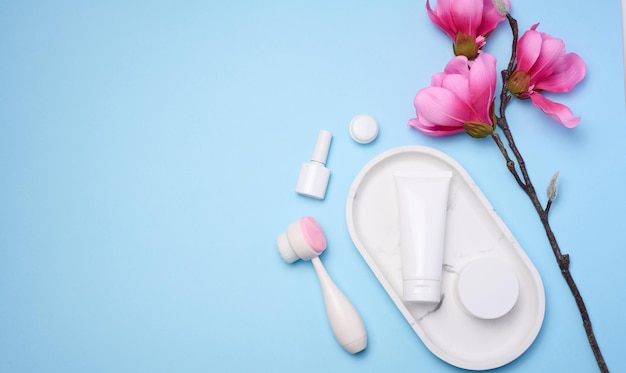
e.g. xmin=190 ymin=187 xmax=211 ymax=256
xmin=311 ymin=256 xmax=367 ymax=354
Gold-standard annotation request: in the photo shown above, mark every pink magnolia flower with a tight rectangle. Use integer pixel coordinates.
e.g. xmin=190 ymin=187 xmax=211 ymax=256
xmin=507 ymin=24 xmax=586 ymax=128
xmin=427 ymin=0 xmax=510 ymax=59
xmin=409 ymin=53 xmax=497 ymax=137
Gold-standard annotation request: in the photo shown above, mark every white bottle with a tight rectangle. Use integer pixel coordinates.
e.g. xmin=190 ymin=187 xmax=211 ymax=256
xmin=296 ymin=130 xmax=332 ymax=199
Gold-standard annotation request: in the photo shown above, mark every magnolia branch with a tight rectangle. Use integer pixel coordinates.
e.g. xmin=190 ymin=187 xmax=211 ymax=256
xmin=490 ymin=13 xmax=609 ymax=373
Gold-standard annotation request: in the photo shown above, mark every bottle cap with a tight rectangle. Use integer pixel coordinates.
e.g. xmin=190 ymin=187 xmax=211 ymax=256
xmin=311 ymin=130 xmax=332 ymax=164
xmin=349 ymin=114 xmax=379 ymax=144
xmin=296 ymin=130 xmax=332 ymax=199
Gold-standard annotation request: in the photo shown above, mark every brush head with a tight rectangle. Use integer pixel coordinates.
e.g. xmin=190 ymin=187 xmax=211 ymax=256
xmin=276 ymin=232 xmax=298 ymax=263
xmin=277 ymin=217 xmax=327 ymax=263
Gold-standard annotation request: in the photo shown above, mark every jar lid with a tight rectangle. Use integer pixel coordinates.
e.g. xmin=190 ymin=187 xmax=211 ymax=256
xmin=456 ymin=258 xmax=519 ymax=319
xmin=349 ymin=114 xmax=379 ymax=144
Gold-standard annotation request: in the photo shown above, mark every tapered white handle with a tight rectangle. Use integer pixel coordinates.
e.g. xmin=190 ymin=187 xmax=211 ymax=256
xmin=311 ymin=256 xmax=367 ymax=353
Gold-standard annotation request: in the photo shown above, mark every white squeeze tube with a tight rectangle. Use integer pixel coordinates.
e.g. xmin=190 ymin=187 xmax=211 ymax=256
xmin=394 ymin=170 xmax=453 ymax=303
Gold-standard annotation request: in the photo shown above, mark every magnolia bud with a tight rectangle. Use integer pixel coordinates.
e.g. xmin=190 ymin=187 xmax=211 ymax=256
xmin=463 ymin=121 xmax=494 ymax=138
xmin=454 ymin=32 xmax=479 ymax=60
xmin=506 ymin=70 xmax=531 ymax=96
xmin=547 ymin=171 xmax=560 ymax=201
xmin=492 ymin=0 xmax=510 ymax=16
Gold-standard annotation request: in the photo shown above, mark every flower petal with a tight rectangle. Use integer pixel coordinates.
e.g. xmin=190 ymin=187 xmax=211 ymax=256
xmin=516 ymin=29 xmax=542 ymax=73
xmin=476 ymin=0 xmax=508 ymax=36
xmin=535 ymin=52 xmax=586 ymax=92
xmin=444 ymin=55 xmax=471 ymax=75
xmin=441 ymin=73 xmax=471 ymax=104
xmin=448 ymin=0 xmax=483 ymax=38
xmin=468 ymin=53 xmax=497 ymax=123
xmin=414 ymin=86 xmax=469 ymax=127
xmin=426 ymin=0 xmax=456 ymax=40
xmin=529 ymin=92 xmax=581 ymax=128
xmin=431 ymin=71 xmax=447 ymax=87
xmin=408 ymin=118 xmax=466 ymax=136
xmin=528 ymin=37 xmax=565 ymax=83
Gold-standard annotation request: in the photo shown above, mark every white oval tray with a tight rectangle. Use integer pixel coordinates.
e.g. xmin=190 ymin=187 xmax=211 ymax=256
xmin=346 ymin=146 xmax=545 ymax=370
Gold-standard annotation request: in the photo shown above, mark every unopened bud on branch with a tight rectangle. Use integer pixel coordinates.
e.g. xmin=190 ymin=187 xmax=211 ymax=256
xmin=547 ymin=170 xmax=560 ymax=201
xmin=492 ymin=0 xmax=510 ymax=16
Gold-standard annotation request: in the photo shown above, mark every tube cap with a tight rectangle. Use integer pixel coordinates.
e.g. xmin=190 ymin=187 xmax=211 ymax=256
xmin=403 ymin=279 xmax=441 ymax=303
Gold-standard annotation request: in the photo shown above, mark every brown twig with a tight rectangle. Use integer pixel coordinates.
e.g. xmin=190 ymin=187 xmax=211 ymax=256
xmin=489 ymin=14 xmax=608 ymax=373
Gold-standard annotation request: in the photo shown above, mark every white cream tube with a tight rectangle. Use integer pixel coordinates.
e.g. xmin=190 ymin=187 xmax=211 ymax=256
xmin=394 ymin=170 xmax=452 ymax=303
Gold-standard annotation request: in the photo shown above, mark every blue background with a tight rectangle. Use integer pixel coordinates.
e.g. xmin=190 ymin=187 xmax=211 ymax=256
xmin=1 ymin=1 xmax=624 ymax=372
